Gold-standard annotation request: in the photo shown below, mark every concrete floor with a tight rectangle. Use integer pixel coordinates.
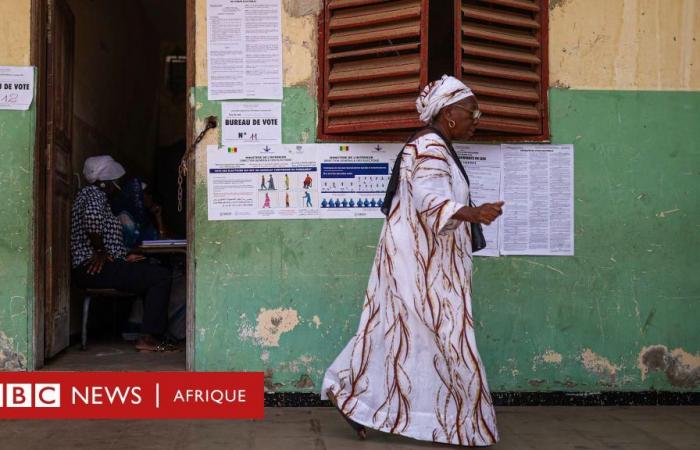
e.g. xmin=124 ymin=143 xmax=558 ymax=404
xmin=43 ymin=340 xmax=185 ymax=371
xmin=0 ymin=406 xmax=697 ymax=449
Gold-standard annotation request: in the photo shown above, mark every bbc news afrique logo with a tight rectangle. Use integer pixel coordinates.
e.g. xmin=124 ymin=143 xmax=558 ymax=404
xmin=0 ymin=383 xmax=61 ymax=407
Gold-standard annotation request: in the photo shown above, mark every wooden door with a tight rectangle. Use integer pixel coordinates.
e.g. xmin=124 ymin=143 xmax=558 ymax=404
xmin=44 ymin=0 xmax=74 ymax=358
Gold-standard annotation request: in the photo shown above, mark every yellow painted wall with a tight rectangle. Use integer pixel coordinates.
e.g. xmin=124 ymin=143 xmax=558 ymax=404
xmin=549 ymin=0 xmax=700 ymax=90
xmin=0 ymin=0 xmax=695 ymax=97
xmin=195 ymin=0 xmax=699 ymax=91
xmin=0 ymin=0 xmax=31 ymax=65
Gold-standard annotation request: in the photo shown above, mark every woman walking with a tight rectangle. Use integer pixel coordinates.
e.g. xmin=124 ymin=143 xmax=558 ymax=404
xmin=321 ymin=76 xmax=504 ymax=447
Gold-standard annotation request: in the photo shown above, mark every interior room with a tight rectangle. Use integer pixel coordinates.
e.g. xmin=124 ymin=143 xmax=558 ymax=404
xmin=43 ymin=0 xmax=188 ymax=370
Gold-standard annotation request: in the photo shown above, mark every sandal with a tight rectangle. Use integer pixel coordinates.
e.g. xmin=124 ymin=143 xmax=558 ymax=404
xmin=135 ymin=336 xmax=179 ymax=353
xmin=326 ymin=389 xmax=367 ymax=440
xmin=153 ymin=341 xmax=179 ymax=352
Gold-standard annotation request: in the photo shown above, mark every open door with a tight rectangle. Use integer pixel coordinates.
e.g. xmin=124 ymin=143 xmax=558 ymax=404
xmin=44 ymin=0 xmax=75 ymax=358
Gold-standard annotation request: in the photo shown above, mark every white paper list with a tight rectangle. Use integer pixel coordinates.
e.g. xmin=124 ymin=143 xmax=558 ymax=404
xmin=0 ymin=66 xmax=34 ymax=110
xmin=221 ymin=101 xmax=282 ymax=145
xmin=243 ymin=0 xmax=282 ymax=99
xmin=207 ymin=0 xmax=282 ymax=101
xmin=455 ymin=144 xmax=502 ymax=257
xmin=500 ymin=145 xmax=574 ymax=256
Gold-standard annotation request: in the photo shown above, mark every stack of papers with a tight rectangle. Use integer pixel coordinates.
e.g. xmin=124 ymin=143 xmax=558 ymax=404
xmin=141 ymin=240 xmax=187 ymax=247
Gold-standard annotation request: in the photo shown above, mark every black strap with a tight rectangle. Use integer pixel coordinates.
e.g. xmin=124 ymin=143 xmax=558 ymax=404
xmin=381 ymin=127 xmax=472 ymax=217
xmin=380 ymin=128 xmax=431 ymax=216
xmin=424 ymin=126 xmax=472 ymax=189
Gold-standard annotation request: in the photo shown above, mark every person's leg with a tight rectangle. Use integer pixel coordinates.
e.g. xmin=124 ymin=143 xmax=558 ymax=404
xmin=114 ymin=261 xmax=171 ymax=337
xmin=74 ymin=260 xmax=172 ymax=350
xmin=73 ymin=260 xmax=124 ymax=289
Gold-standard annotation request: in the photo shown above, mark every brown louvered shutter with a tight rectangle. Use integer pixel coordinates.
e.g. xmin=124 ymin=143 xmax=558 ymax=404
xmin=322 ymin=0 xmax=429 ymax=135
xmin=455 ymin=0 xmax=548 ymax=139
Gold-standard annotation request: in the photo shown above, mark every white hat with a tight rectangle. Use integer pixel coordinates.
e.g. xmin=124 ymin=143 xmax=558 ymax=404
xmin=83 ymin=155 xmax=125 ymax=184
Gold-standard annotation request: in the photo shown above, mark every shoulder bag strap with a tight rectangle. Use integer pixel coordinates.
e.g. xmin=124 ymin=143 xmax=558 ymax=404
xmin=381 ymin=128 xmax=434 ymax=216
xmin=425 ymin=126 xmax=475 ymax=207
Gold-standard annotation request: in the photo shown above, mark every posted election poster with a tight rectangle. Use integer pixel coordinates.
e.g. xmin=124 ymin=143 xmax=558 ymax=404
xmin=206 ymin=0 xmax=282 ymax=100
xmin=207 ymin=145 xmax=319 ymax=220
xmin=206 ymin=142 xmax=576 ymax=257
xmin=0 ymin=66 xmax=34 ymax=110
xmin=455 ymin=144 xmax=503 ymax=257
xmin=317 ymin=143 xmax=403 ymax=219
xmin=499 ymin=144 xmax=574 ymax=256
xmin=221 ymin=102 xmax=281 ymax=145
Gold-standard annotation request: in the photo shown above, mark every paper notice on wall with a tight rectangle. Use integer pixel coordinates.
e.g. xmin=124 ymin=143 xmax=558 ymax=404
xmin=0 ymin=66 xmax=34 ymax=110
xmin=221 ymin=102 xmax=281 ymax=145
xmin=206 ymin=0 xmax=282 ymax=100
xmin=455 ymin=144 xmax=503 ymax=257
xmin=317 ymin=143 xmax=402 ymax=219
xmin=207 ymin=145 xmax=319 ymax=220
xmin=499 ymin=144 xmax=574 ymax=256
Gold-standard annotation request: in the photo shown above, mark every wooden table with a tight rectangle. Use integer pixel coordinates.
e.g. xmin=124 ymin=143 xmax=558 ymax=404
xmin=137 ymin=240 xmax=187 ymax=255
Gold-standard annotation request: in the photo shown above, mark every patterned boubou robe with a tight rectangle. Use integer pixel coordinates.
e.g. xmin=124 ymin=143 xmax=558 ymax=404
xmin=321 ymin=133 xmax=499 ymax=446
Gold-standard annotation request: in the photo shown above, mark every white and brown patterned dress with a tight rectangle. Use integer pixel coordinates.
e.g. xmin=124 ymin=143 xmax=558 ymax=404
xmin=321 ymin=133 xmax=499 ymax=447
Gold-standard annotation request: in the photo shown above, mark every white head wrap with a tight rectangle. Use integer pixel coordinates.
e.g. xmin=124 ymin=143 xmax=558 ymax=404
xmin=83 ymin=155 xmax=125 ymax=184
xmin=415 ymin=75 xmax=475 ymax=123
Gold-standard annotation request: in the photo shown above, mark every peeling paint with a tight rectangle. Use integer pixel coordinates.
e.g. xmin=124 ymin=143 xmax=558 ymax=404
xmin=543 ymin=350 xmax=563 ymax=364
xmin=294 ymin=373 xmax=315 ymax=389
xmin=638 ymin=345 xmax=700 ymax=388
xmin=532 ymin=350 xmax=563 ymax=371
xmin=581 ymin=349 xmax=622 ymax=383
xmin=311 ymin=315 xmax=321 ymax=328
xmin=264 ymin=369 xmax=285 ymax=392
xmin=276 ymin=354 xmax=315 ymax=374
xmin=0 ymin=331 xmax=26 ymax=371
xmin=237 ymin=321 xmax=255 ymax=341
xmin=549 ymin=0 xmax=570 ymax=10
xmin=281 ymin=12 xmax=317 ymax=89
xmin=254 ymin=308 xmax=300 ymax=347
xmin=282 ymin=0 xmax=321 ymax=17
xmin=554 ymin=379 xmax=578 ymax=388
xmin=655 ymin=208 xmax=681 ymax=218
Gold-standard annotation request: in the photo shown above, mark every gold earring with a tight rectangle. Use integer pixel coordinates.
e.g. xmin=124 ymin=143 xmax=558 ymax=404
xmin=448 ymin=119 xmax=456 ymax=128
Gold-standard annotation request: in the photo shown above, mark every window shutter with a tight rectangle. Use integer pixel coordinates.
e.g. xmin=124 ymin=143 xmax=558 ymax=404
xmin=322 ymin=0 xmax=429 ymax=134
xmin=455 ymin=0 xmax=548 ymax=138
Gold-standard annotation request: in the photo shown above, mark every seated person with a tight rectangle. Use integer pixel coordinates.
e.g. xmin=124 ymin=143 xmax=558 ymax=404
xmin=71 ymin=155 xmax=174 ymax=352
xmin=109 ymin=176 xmax=186 ymax=342
xmin=109 ymin=177 xmax=165 ymax=251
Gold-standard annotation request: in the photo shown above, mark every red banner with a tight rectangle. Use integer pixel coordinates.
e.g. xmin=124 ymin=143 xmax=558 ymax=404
xmin=0 ymin=372 xmax=264 ymax=419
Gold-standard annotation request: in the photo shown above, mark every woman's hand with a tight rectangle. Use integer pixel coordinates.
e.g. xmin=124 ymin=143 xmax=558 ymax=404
xmin=126 ymin=253 xmax=146 ymax=263
xmin=86 ymin=252 xmax=112 ymax=275
xmin=456 ymin=201 xmax=504 ymax=225
xmin=473 ymin=201 xmax=504 ymax=225
xmin=150 ymin=203 xmax=167 ymax=238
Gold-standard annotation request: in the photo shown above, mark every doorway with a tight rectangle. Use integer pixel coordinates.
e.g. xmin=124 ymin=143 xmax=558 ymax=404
xmin=32 ymin=0 xmax=194 ymax=370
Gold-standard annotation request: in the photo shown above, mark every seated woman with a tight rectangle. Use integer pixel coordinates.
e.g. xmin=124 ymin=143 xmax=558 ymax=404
xmin=71 ymin=155 xmax=175 ymax=352
xmin=109 ymin=176 xmax=186 ymax=343
xmin=109 ymin=177 xmax=165 ymax=251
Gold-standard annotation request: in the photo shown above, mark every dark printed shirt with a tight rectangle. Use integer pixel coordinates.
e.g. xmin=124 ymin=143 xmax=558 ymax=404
xmin=71 ymin=185 xmax=126 ymax=268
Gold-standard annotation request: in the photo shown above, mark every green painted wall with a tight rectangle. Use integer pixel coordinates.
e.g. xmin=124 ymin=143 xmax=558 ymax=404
xmin=0 ymin=104 xmax=35 ymax=370
xmin=196 ymin=87 xmax=699 ymax=391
